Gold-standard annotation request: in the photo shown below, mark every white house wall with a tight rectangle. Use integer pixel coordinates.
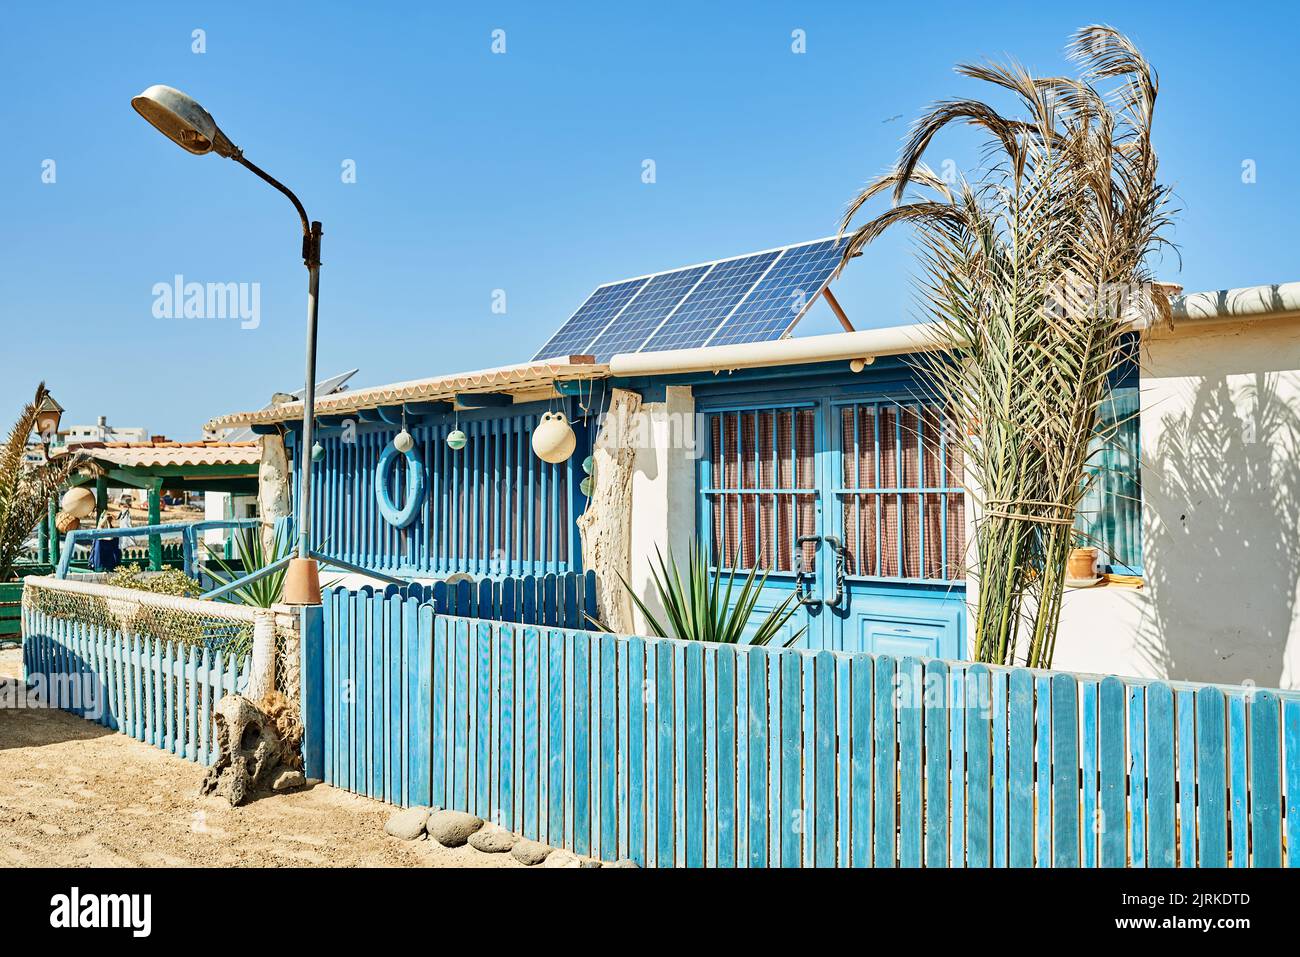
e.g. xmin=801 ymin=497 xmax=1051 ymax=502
xmin=627 ymin=386 xmax=698 ymax=634
xmin=1053 ymin=315 xmax=1300 ymax=689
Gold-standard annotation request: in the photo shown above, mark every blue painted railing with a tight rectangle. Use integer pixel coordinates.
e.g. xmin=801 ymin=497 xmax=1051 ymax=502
xmin=431 ymin=571 xmax=598 ymax=627
xmin=21 ymin=600 xmax=250 ymax=765
xmin=57 ymin=519 xmax=261 ymax=578
xmin=313 ymin=585 xmax=1300 ymax=867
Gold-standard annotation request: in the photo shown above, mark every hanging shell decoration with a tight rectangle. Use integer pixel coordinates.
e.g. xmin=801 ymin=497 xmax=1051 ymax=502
xmin=393 ymin=428 xmax=414 ymax=453
xmin=531 ymin=411 xmax=576 ymax=464
xmin=311 ymin=441 xmax=325 ymax=462
xmin=60 ymin=486 xmax=97 ymax=520
xmin=447 ymin=429 xmax=467 ymax=451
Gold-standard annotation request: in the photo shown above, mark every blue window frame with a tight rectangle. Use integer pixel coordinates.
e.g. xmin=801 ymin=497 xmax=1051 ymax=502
xmin=1075 ymin=337 xmax=1142 ymax=575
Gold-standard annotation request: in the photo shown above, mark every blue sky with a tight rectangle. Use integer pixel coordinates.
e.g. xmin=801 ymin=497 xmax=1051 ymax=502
xmin=2 ymin=1 xmax=1295 ymax=438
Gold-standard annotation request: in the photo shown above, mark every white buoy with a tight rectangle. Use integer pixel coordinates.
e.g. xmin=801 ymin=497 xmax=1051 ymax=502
xmin=531 ymin=411 xmax=576 ymax=463
xmin=393 ymin=428 xmax=414 ymax=453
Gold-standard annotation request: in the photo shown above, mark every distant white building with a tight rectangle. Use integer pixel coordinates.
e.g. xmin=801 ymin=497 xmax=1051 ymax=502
xmin=61 ymin=415 xmax=149 ymax=446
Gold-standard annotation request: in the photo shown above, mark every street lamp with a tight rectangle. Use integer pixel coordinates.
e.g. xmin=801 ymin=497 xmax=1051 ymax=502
xmin=131 ymin=84 xmax=322 ymax=603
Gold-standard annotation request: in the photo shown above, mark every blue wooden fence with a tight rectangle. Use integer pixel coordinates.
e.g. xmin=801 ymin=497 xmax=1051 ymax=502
xmin=21 ymin=604 xmax=249 ymax=765
xmin=316 ymin=585 xmax=1300 ymax=867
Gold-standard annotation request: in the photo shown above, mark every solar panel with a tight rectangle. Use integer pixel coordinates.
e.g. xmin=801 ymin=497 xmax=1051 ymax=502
xmin=705 ymin=238 xmax=847 ymax=348
xmin=638 ymin=250 xmax=782 ymax=353
xmin=532 ymin=277 xmax=648 ymax=360
xmin=532 ymin=236 xmax=845 ymax=362
xmin=585 ymin=265 xmax=710 ymax=361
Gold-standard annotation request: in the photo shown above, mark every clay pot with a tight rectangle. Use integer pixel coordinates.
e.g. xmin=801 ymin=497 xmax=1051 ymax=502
xmin=1067 ymin=547 xmax=1099 ymax=580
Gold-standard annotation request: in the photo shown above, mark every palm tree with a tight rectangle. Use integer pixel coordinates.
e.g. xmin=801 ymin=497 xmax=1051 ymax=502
xmin=0 ymin=383 xmax=82 ymax=581
xmin=838 ymin=25 xmax=1174 ymax=668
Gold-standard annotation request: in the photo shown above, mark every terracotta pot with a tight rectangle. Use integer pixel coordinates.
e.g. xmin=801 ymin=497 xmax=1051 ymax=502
xmin=1067 ymin=547 xmax=1099 ymax=580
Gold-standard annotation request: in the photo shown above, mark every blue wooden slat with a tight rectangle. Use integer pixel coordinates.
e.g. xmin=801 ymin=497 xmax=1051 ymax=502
xmin=747 ymin=646 xmax=768 ymax=867
xmin=1284 ymin=698 xmax=1300 ymax=869
xmin=1098 ymin=677 xmax=1127 ymax=867
xmin=475 ymin=621 xmax=493 ymax=819
xmin=1195 ymin=686 xmax=1227 ymax=867
xmin=1227 ymin=691 xmax=1248 ymax=867
xmin=572 ymin=631 xmax=591 ymax=855
xmin=780 ymin=650 xmax=802 ymax=868
xmin=716 ymin=645 xmax=737 ymax=868
xmin=923 ymin=659 xmax=949 ymax=867
xmin=1127 ymin=684 xmax=1147 ymax=867
xmin=1177 ymin=689 xmax=1196 ymax=868
xmin=1007 ymin=669 xmax=1034 ymax=868
xmin=897 ymin=656 xmax=923 ymax=868
xmin=991 ymin=670 xmax=1008 ymax=868
xmin=814 ymin=651 xmax=837 ymax=868
xmin=1050 ymin=674 xmax=1079 ymax=868
xmin=499 ymin=624 xmax=516 ymax=830
xmin=1146 ymin=682 xmax=1177 ymax=867
xmin=656 ymin=640 xmax=675 ymax=866
xmin=600 ymin=632 xmax=617 ymax=860
xmin=966 ymin=666 xmax=992 ymax=868
xmin=873 ymin=655 xmax=896 ymax=867
xmin=1033 ymin=675 xmax=1051 ymax=868
xmin=548 ymin=630 xmax=566 ymax=844
xmin=1250 ymin=691 xmax=1283 ymax=867
xmin=1079 ymin=679 xmax=1098 ymax=869
xmin=685 ymin=642 xmax=705 ymax=867
xmin=627 ymin=635 xmax=646 ymax=866
xmin=412 ymin=603 xmax=433 ymax=808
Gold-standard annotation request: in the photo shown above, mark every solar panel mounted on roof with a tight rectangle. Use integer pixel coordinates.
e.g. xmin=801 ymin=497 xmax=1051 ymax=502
xmin=704 ymin=237 xmax=847 ymax=348
xmin=638 ymin=250 xmax=782 ymax=354
xmin=531 ymin=236 xmax=847 ymax=361
xmin=532 ymin=277 xmax=648 ymax=360
xmin=584 ymin=265 xmax=711 ymax=362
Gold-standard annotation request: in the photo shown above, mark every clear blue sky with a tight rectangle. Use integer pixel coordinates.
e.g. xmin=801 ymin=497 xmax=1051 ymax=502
xmin=2 ymin=1 xmax=1295 ymax=438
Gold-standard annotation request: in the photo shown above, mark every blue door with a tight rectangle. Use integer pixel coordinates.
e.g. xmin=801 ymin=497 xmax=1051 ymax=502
xmin=698 ymin=392 xmax=966 ymax=658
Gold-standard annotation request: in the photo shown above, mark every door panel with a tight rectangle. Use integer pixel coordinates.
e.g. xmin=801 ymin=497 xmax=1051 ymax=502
xmin=699 ymin=393 xmax=967 ymax=658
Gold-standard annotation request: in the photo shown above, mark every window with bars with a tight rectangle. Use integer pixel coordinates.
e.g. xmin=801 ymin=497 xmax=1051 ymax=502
xmin=837 ymin=401 xmax=965 ymax=581
xmin=703 ymin=407 xmax=819 ymax=573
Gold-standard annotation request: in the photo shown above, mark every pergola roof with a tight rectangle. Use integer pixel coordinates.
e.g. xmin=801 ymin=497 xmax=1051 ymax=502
xmin=59 ymin=441 xmax=260 ymax=494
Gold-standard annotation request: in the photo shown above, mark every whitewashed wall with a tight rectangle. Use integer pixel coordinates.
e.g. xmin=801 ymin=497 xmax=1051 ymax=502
xmin=1054 ymin=315 xmax=1300 ymax=689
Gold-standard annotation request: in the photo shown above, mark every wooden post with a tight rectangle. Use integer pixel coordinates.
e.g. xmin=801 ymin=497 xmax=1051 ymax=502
xmin=576 ymin=388 xmax=643 ymax=633
xmin=94 ymin=474 xmax=109 ymax=524
xmin=47 ymin=496 xmax=59 ymax=566
xmin=258 ymin=433 xmax=292 ymax=557
xmin=299 ymin=603 xmax=324 ymax=780
xmin=148 ymin=478 xmax=163 ymax=571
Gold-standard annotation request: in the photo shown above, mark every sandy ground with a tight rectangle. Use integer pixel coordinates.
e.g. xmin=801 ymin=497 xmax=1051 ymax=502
xmin=0 ymin=647 xmax=522 ymax=868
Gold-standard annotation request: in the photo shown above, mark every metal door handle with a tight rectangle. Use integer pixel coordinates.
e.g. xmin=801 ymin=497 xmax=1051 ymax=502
xmin=793 ymin=534 xmax=822 ymax=607
xmin=823 ymin=535 xmax=846 ymax=609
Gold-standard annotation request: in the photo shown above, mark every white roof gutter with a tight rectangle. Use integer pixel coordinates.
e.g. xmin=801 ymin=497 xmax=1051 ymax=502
xmin=609 ymin=280 xmax=1300 ymax=378
xmin=608 ymin=324 xmax=939 ymax=377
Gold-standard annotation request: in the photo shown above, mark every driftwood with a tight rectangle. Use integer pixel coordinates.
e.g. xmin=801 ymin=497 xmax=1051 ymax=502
xmin=576 ymin=389 xmax=643 ymax=634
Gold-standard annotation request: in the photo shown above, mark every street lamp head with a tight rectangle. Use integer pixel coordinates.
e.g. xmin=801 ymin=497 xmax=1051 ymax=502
xmin=130 ymin=84 xmax=240 ymax=159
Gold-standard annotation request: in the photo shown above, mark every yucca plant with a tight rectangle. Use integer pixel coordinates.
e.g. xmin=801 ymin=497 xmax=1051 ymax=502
xmin=839 ymin=25 xmax=1174 ymax=668
xmin=205 ymin=526 xmax=291 ymax=608
xmin=0 ymin=383 xmax=81 ymax=582
xmin=620 ymin=545 xmax=805 ymax=647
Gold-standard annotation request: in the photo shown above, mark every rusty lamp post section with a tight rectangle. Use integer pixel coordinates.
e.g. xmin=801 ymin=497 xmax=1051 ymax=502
xmin=131 ymin=84 xmax=322 ymax=603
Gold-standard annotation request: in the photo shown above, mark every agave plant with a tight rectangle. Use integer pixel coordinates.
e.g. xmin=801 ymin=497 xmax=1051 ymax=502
xmin=0 ymin=383 xmax=81 ymax=582
xmin=620 ymin=545 xmax=805 ymax=647
xmin=205 ymin=526 xmax=291 ymax=608
xmin=839 ymin=26 xmax=1174 ymax=667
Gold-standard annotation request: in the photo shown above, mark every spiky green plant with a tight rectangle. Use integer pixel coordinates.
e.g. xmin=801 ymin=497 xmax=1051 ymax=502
xmin=620 ymin=545 xmax=805 ymax=647
xmin=839 ymin=25 xmax=1174 ymax=668
xmin=205 ymin=527 xmax=290 ymax=608
xmin=0 ymin=383 xmax=81 ymax=582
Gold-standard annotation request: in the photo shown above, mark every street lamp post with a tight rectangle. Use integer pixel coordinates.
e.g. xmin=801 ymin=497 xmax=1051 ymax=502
xmin=131 ymin=84 xmax=321 ymax=603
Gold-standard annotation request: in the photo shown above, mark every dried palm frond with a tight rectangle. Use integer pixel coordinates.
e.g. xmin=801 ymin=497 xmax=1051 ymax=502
xmin=838 ymin=25 xmax=1175 ymax=667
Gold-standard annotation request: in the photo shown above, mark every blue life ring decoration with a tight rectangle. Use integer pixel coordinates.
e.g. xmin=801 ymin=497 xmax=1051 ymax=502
xmin=375 ymin=442 xmax=426 ymax=528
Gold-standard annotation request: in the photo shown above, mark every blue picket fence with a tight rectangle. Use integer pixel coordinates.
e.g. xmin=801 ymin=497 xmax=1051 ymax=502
xmin=314 ymin=585 xmax=1300 ymax=867
xmin=21 ymin=598 xmax=250 ymax=765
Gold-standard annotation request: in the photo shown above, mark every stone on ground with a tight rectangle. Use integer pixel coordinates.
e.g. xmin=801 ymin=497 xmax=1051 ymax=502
xmin=510 ymin=839 xmax=553 ymax=865
xmin=608 ymin=859 xmax=640 ymax=868
xmin=468 ymin=826 xmax=518 ymax=854
xmin=384 ymin=806 xmax=430 ymax=841
xmin=543 ymin=849 xmax=582 ymax=868
xmin=271 ymin=769 xmax=306 ymax=791
xmin=427 ymin=809 xmax=484 ymax=847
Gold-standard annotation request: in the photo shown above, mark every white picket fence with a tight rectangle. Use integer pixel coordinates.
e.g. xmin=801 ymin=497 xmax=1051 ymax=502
xmin=20 ymin=576 xmax=256 ymax=764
